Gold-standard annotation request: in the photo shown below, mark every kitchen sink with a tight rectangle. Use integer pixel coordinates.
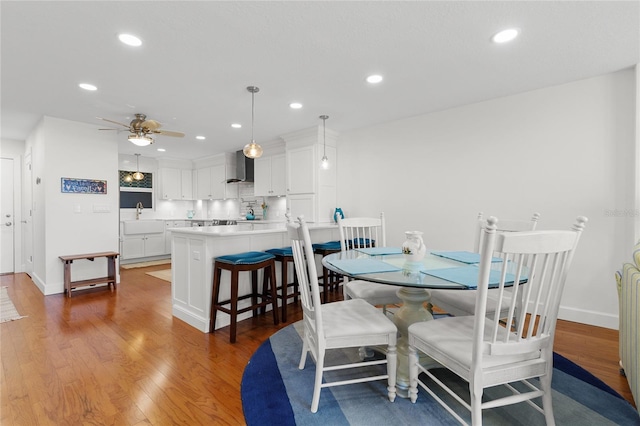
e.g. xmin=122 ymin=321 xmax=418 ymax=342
xmin=123 ymin=220 xmax=165 ymax=235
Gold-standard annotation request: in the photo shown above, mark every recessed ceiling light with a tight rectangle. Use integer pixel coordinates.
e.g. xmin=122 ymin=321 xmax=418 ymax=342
xmin=366 ymin=74 xmax=383 ymax=84
xmin=492 ymin=28 xmax=519 ymax=44
xmin=231 ymin=123 xmax=242 ymax=129
xmin=118 ymin=33 xmax=142 ymax=47
xmin=157 ymin=148 xmax=166 ymax=152
xmin=289 ymin=102 xmax=303 ymax=109
xmin=196 ymin=136 xmax=206 ymax=140
xmin=78 ymin=83 xmax=97 ymax=91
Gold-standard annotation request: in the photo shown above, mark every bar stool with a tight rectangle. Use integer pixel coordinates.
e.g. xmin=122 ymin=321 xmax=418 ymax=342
xmin=265 ymin=247 xmax=298 ymax=322
xmin=210 ymin=251 xmax=279 ymax=343
xmin=312 ymin=241 xmax=342 ymax=303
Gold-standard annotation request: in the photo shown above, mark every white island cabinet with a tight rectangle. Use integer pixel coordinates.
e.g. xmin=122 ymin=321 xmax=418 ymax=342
xmin=170 ymin=223 xmax=339 ymax=332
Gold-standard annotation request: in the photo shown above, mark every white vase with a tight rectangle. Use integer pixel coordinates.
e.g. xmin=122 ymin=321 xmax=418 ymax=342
xmin=402 ymin=231 xmax=426 ymax=264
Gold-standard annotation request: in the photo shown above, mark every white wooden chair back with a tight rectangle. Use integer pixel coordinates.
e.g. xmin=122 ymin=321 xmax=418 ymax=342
xmin=473 ymin=216 xmax=587 ymax=364
xmin=473 ymin=212 xmax=540 ymax=253
xmin=337 ymin=212 xmax=386 ymax=252
xmin=287 ymin=216 xmax=325 ymax=344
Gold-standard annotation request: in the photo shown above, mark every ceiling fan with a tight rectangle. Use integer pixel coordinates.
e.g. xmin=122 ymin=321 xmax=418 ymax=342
xmin=98 ymin=113 xmax=185 ymax=146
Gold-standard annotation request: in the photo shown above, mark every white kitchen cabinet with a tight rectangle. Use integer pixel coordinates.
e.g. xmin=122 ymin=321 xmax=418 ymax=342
xmin=160 ymin=168 xmax=193 ymax=200
xmin=282 ymin=126 xmax=337 ymax=223
xmin=122 ymin=233 xmax=166 ymax=260
xmin=254 ymin=154 xmax=286 ymax=196
xmin=286 ymin=145 xmax=315 ymax=194
xmin=181 ymin=169 xmax=193 ymax=200
xmin=194 ymin=164 xmax=238 ymax=200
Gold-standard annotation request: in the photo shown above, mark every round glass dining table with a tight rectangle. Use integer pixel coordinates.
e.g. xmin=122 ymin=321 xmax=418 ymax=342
xmin=322 ymin=249 xmax=480 ymax=397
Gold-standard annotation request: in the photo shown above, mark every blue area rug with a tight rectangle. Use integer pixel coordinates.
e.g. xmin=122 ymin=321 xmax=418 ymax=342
xmin=242 ymin=321 xmax=640 ymax=425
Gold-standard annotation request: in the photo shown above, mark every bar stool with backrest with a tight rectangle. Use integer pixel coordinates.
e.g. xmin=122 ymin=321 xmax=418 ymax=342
xmin=210 ymin=251 xmax=279 ymax=343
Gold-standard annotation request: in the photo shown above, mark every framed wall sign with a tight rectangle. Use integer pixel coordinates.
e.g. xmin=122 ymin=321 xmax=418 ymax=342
xmin=61 ymin=178 xmax=107 ymax=194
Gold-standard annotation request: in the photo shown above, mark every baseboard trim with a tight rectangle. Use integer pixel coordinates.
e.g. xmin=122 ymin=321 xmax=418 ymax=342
xmin=558 ymin=305 xmax=619 ymax=330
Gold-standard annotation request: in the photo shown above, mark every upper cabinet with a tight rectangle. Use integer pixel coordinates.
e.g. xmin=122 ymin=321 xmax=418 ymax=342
xmin=193 ymin=153 xmax=239 ymax=200
xmin=254 ymin=154 xmax=286 ymax=196
xmin=157 ymin=159 xmax=195 ymax=201
xmin=286 ymin=146 xmax=315 ymax=195
xmin=159 ymin=167 xmax=193 ymax=200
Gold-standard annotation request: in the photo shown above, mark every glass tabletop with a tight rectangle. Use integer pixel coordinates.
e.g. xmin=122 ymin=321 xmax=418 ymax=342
xmin=322 ymin=249 xmax=522 ymax=290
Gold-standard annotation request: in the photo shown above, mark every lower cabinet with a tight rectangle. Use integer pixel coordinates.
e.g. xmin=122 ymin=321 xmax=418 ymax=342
xmin=121 ymin=233 xmax=166 ymax=260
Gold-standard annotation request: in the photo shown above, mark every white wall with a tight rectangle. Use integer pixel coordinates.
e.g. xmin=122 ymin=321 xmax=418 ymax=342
xmin=337 ymin=69 xmax=637 ymax=329
xmin=26 ymin=117 xmax=120 ymax=294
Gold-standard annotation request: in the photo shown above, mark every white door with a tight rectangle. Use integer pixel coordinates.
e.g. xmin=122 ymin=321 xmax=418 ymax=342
xmin=1 ymin=158 xmax=14 ymax=273
xmin=23 ymin=153 xmax=33 ymax=276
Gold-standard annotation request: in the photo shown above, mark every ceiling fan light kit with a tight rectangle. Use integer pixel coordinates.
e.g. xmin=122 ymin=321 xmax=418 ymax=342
xmin=99 ymin=113 xmax=184 ymax=147
xmin=128 ymin=133 xmax=154 ymax=146
xmin=243 ymin=86 xmax=263 ymax=159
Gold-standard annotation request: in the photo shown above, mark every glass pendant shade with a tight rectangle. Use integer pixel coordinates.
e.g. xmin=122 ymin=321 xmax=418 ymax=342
xmin=319 ymin=114 xmax=330 ymax=169
xmin=123 ymin=174 xmax=133 ymax=183
xmin=133 ymin=153 xmax=144 ymax=181
xmin=243 ymin=140 xmax=263 ymax=159
xmin=244 ymin=86 xmax=263 ymax=158
xmin=321 ymin=155 xmax=330 ymax=170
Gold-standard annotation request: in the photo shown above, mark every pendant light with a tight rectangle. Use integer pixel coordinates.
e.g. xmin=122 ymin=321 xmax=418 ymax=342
xmin=319 ymin=115 xmax=330 ymax=170
xmin=243 ymin=86 xmax=263 ymax=159
xmin=132 ymin=153 xmax=144 ymax=181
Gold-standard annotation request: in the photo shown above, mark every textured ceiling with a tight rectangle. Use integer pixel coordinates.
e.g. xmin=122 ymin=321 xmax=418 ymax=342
xmin=1 ymin=1 xmax=638 ymax=160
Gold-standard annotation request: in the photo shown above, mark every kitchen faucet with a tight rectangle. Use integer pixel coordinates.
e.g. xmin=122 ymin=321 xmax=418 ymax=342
xmin=136 ymin=202 xmax=144 ymax=220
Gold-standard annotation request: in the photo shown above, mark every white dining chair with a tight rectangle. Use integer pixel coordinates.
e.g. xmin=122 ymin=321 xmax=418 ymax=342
xmin=288 ymin=216 xmax=398 ymax=413
xmin=429 ymin=212 xmax=540 ymax=318
xmin=408 ymin=215 xmax=587 ymax=425
xmin=338 ymin=212 xmax=403 ymax=314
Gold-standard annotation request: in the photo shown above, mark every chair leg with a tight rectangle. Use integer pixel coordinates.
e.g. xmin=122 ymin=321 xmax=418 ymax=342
xmin=310 ymin=352 xmax=325 ymax=413
xmin=281 ymin=260 xmax=288 ymax=322
xmin=387 ymin=343 xmax=397 ymax=402
xmin=210 ymin=266 xmax=222 ymax=333
xmin=268 ymin=263 xmax=279 ymax=325
xmin=408 ymin=346 xmax=419 ymax=403
xmin=229 ymin=271 xmax=239 ymax=344
xmin=298 ymin=332 xmax=309 ymax=370
xmin=540 ymin=365 xmax=556 ymax=426
xmin=251 ymin=270 xmax=260 ymax=317
xmin=322 ymin=266 xmax=330 ymax=303
xmin=470 ymin=379 xmax=483 ymax=426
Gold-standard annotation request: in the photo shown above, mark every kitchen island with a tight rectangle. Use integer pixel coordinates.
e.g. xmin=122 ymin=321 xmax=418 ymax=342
xmin=169 ymin=223 xmax=339 ymax=332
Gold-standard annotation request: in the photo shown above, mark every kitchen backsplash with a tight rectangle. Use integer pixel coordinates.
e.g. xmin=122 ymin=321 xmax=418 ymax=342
xmin=119 ymin=182 xmax=287 ymax=221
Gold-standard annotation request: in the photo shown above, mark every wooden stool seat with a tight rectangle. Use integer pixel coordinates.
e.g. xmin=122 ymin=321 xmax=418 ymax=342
xmin=210 ymin=251 xmax=279 ymax=343
xmin=265 ymin=247 xmax=298 ymax=322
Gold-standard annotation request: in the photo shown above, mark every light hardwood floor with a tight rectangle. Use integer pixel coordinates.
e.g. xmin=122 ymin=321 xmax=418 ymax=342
xmin=0 ymin=267 xmax=634 ymax=425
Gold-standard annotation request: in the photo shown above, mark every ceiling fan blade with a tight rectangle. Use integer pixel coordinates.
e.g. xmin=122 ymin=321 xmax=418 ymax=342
xmin=98 ymin=128 xmax=119 ymax=131
xmin=96 ymin=117 xmax=130 ymax=128
xmin=141 ymin=119 xmax=162 ymax=131
xmin=154 ymin=129 xmax=185 ymax=137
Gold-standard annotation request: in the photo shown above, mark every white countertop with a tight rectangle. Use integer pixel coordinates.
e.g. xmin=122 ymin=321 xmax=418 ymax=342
xmin=168 ymin=222 xmax=337 ymax=237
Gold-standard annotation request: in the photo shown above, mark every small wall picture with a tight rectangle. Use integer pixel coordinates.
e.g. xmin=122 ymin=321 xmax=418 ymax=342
xmin=61 ymin=178 xmax=107 ymax=194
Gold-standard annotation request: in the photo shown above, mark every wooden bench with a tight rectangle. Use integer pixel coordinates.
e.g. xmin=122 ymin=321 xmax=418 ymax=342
xmin=59 ymin=251 xmax=119 ymax=298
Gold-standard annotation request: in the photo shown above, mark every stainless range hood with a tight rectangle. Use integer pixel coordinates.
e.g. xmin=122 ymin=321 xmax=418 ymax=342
xmin=226 ymin=150 xmax=255 ymax=183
